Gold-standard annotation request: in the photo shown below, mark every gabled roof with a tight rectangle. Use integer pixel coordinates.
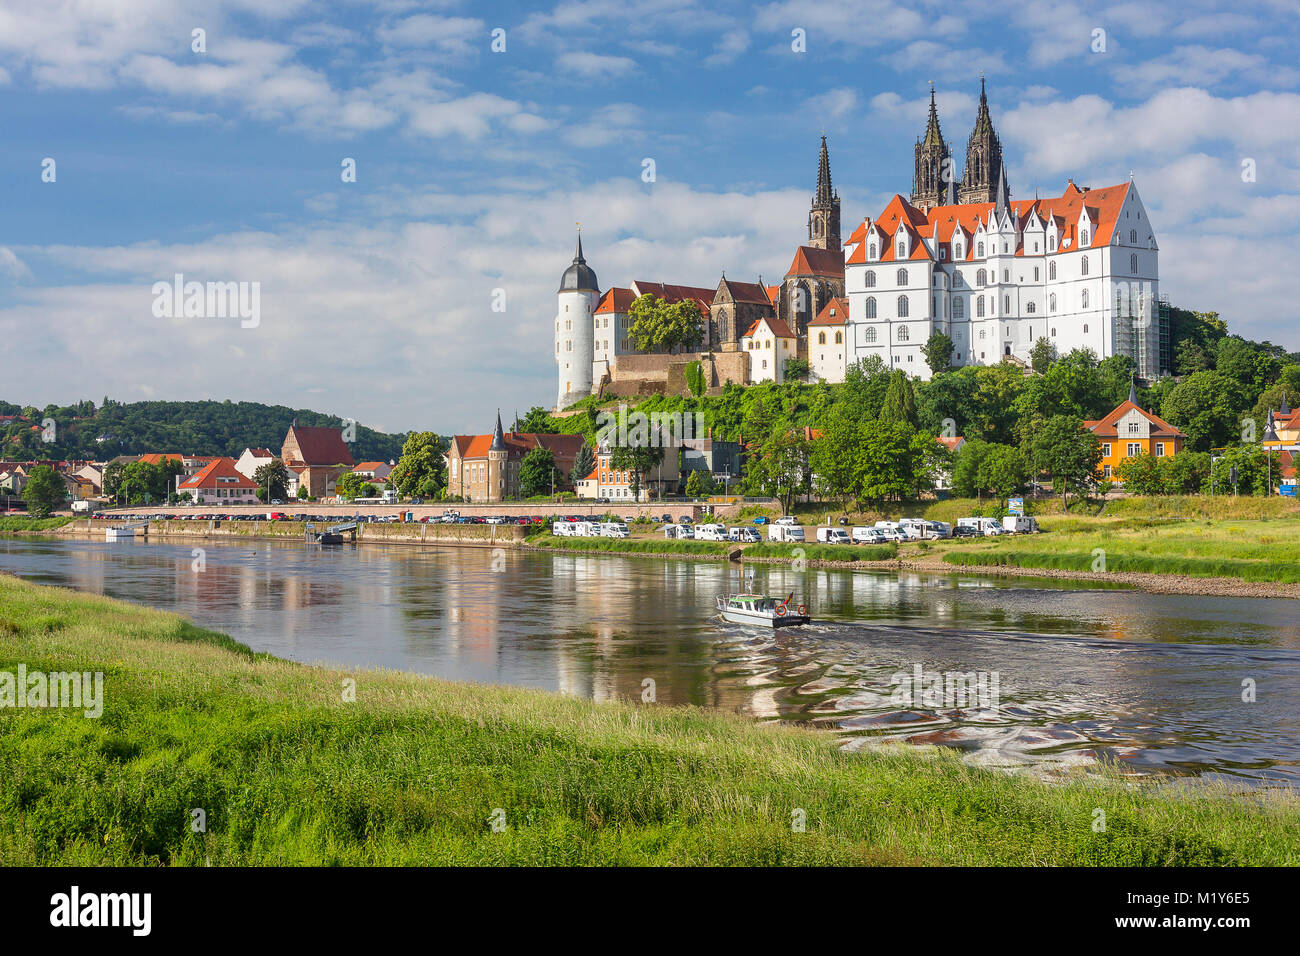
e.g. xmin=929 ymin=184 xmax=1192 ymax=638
xmin=594 ymin=287 xmax=636 ymax=314
xmin=451 ymin=431 xmax=585 ymax=461
xmin=138 ymin=453 xmax=183 ymax=465
xmin=808 ymin=297 xmax=848 ymax=326
xmin=742 ymin=316 xmax=796 ymax=339
xmin=718 ymin=278 xmax=772 ymax=305
xmin=243 ymin=448 xmax=274 ymax=458
xmin=179 ymin=457 xmax=257 ymax=490
xmin=764 ymin=285 xmax=781 ymax=307
xmin=1083 ymin=400 xmax=1186 ymax=439
xmin=628 ymin=281 xmax=714 ymax=317
xmin=785 ymin=245 xmax=845 ymax=278
xmin=285 ymin=425 xmax=355 ymax=467
xmin=352 ymin=461 xmax=389 ymax=471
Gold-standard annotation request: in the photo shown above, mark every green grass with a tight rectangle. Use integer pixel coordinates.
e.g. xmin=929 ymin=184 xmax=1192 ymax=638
xmin=0 ymin=515 xmax=73 ymax=532
xmin=936 ymin=517 xmax=1300 ymax=583
xmin=529 ymin=535 xmax=732 ymax=556
xmin=745 ymin=542 xmax=897 ymax=562
xmin=1 ymin=572 xmax=1298 ymax=866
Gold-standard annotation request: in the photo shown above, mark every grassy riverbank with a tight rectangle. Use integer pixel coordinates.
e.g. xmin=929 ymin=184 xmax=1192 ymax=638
xmin=1 ymin=573 xmax=1297 ymax=866
xmin=0 ymin=516 xmax=73 ymax=533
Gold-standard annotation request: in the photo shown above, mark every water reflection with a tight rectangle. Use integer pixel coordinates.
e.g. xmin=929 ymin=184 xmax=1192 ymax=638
xmin=2 ymin=536 xmax=1298 ymax=786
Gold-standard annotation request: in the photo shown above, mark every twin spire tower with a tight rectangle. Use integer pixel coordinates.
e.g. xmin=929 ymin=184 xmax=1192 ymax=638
xmin=912 ymin=77 xmax=1007 ymax=212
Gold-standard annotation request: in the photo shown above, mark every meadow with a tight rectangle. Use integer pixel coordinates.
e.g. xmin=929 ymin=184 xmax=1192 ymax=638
xmin=1 ymin=572 xmax=1297 ymax=866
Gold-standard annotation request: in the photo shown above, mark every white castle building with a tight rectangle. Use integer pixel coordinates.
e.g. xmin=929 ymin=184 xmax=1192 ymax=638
xmin=843 ymin=174 xmax=1161 ymax=380
xmin=553 ymin=81 xmax=1164 ymax=406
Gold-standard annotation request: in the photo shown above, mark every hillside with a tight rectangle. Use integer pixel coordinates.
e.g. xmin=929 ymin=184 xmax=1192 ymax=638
xmin=0 ymin=399 xmax=406 ymax=464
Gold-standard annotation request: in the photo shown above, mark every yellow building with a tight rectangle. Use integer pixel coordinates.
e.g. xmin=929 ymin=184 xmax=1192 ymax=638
xmin=1083 ymin=383 xmax=1187 ymax=480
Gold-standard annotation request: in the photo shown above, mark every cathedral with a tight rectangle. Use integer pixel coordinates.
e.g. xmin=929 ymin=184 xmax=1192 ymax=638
xmin=554 ymin=80 xmax=1164 ymax=410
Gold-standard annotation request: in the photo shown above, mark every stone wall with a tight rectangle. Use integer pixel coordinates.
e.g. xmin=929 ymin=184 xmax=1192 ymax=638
xmin=609 ymin=350 xmax=749 ymax=399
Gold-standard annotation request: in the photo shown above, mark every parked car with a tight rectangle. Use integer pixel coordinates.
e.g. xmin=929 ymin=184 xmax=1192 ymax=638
xmin=751 ymin=516 xmax=769 ymax=525
xmin=774 ymin=516 xmax=798 ymax=527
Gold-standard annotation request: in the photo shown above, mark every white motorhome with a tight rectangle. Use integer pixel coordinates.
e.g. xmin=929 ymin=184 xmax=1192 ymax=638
xmin=1003 ymin=515 xmax=1039 ymax=534
xmin=695 ymin=523 xmax=729 ymax=541
xmin=768 ymin=524 xmax=806 ymax=543
xmin=851 ymin=526 xmax=885 ymax=544
xmin=958 ymin=517 xmax=1007 ymax=536
xmin=816 ymin=527 xmax=851 ymax=544
xmin=600 ymin=521 xmax=630 ymax=538
xmin=925 ymin=520 xmax=953 ymax=539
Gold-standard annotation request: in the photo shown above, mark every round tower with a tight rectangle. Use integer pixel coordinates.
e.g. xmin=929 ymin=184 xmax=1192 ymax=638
xmin=555 ymin=233 xmax=599 ymax=411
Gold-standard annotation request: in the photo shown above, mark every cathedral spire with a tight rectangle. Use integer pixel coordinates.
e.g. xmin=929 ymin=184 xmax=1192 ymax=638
xmin=491 ymin=409 xmax=506 ymax=451
xmin=922 ymin=83 xmax=944 ymax=148
xmin=960 ymin=76 xmax=1004 ymax=205
xmin=807 ymin=133 xmax=841 ymax=252
xmin=911 ymin=83 xmax=951 ymax=213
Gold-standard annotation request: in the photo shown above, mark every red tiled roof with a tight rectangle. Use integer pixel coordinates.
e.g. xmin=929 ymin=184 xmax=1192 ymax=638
xmin=1084 ymin=401 xmax=1186 ymax=439
xmin=742 ymin=316 xmax=796 ymax=339
xmin=785 ymin=245 xmax=845 ymax=278
xmin=764 ymin=285 xmax=781 ymax=307
xmin=451 ymin=432 xmax=585 ymax=462
xmin=719 ymin=279 xmax=774 ymax=305
xmin=179 ymin=457 xmax=257 ymax=490
xmin=138 ymin=453 xmax=183 ymax=465
xmin=808 ymin=297 xmax=848 ymax=326
xmin=285 ymin=425 xmax=355 ymax=467
xmin=595 ymin=287 xmax=636 ymax=314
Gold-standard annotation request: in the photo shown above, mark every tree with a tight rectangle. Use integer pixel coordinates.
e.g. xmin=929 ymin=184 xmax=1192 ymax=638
xmin=335 ymin=472 xmax=369 ymax=500
xmin=1209 ymin=444 xmax=1283 ymax=496
xmin=253 ymin=459 xmax=291 ymax=501
xmin=22 ymin=465 xmax=66 ymax=516
xmin=784 ymin=358 xmax=810 ymax=382
xmin=390 ymin=431 xmax=447 ymax=499
xmin=571 ymin=443 xmax=595 ymax=484
xmin=921 ymin=331 xmax=954 ymax=376
xmin=1160 ymin=371 xmax=1245 ymax=451
xmin=975 ymin=444 xmax=1028 ymax=499
xmin=1029 ymin=337 xmax=1057 ymax=374
xmin=610 ymin=443 xmax=664 ymax=500
xmin=1114 ymin=452 xmax=1163 ymax=495
xmin=518 ymin=447 xmax=558 ymax=498
xmin=685 ymin=361 xmax=707 ymax=396
xmin=1162 ymin=451 xmax=1211 ymax=495
xmin=744 ymin=426 xmax=811 ymax=513
xmin=1029 ymin=415 xmax=1101 ymax=507
xmin=880 ymin=370 xmax=918 ymax=426
xmin=627 ymin=294 xmax=703 ymax=353
xmin=517 ymin=407 xmax=555 ymax=434
xmin=684 ymin=469 xmax=705 ymax=498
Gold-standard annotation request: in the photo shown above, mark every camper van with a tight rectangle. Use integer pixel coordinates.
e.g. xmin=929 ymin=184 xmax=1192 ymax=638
xmin=816 ymin=527 xmax=851 ymax=544
xmin=957 ymin=517 xmax=1007 ymax=536
xmin=1002 ymin=515 xmax=1039 ymax=534
xmin=695 ymin=523 xmax=729 ymax=541
xmin=851 ymin=526 xmax=886 ymax=545
xmin=600 ymin=521 xmax=630 ymax=538
xmin=768 ymin=524 xmax=806 ymax=543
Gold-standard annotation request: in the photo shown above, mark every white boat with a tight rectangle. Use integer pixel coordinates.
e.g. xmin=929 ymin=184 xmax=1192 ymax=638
xmin=716 ymin=592 xmax=810 ymax=628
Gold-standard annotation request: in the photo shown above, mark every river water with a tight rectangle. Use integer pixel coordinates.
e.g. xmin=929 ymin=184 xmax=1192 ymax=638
xmin=3 ymin=535 xmax=1298 ymax=786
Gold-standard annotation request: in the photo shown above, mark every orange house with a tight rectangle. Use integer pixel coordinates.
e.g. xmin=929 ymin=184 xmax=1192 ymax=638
xmin=1083 ymin=385 xmax=1187 ymax=480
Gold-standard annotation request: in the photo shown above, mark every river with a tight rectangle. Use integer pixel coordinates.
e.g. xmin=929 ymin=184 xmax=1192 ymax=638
xmin=3 ymin=535 xmax=1298 ymax=786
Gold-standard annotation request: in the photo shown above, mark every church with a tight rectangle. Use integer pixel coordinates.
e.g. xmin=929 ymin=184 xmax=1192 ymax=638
xmin=554 ymin=80 xmax=1166 ymax=409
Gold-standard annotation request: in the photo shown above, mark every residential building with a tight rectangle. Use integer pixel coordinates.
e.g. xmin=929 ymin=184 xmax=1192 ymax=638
xmin=574 ymin=438 xmax=682 ymax=501
xmin=351 ymin=461 xmax=394 ymax=482
xmin=1084 ymin=384 xmax=1187 ymax=480
xmin=446 ymin=412 xmax=587 ymax=502
xmin=178 ymin=457 xmax=260 ymax=504
xmin=281 ymin=421 xmax=355 ymax=498
xmin=234 ymin=448 xmax=275 ymax=481
xmin=808 ymin=297 xmax=848 ymax=383
xmin=742 ymin=316 xmax=798 ymax=383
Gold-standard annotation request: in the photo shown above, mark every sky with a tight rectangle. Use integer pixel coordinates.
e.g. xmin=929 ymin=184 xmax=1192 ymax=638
xmin=0 ymin=0 xmax=1298 ymax=436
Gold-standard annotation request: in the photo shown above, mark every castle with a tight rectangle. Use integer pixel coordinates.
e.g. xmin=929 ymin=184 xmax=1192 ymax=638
xmin=555 ymin=80 xmax=1165 ymax=410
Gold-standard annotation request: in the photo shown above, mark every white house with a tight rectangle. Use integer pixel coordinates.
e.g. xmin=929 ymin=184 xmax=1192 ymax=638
xmin=741 ymin=316 xmax=798 ymax=383
xmin=842 ymin=178 xmax=1161 ymax=380
xmin=178 ymin=457 xmax=260 ymax=504
xmin=808 ymin=297 xmax=848 ymax=383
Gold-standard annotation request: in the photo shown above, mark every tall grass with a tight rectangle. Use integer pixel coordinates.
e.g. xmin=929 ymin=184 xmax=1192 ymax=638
xmin=1 ymin=572 xmax=1297 ymax=866
xmin=745 ymin=542 xmax=897 ymax=562
xmin=0 ymin=516 xmax=73 ymax=533
xmin=529 ymin=536 xmax=732 ymax=556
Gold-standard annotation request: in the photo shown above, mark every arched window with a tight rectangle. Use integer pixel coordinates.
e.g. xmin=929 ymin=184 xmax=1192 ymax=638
xmin=834 ymin=331 xmax=842 ymax=344
xmin=977 ymin=241 xmax=985 ymax=257
xmin=1130 ymin=229 xmax=1137 ymax=243
xmin=898 ymin=326 xmax=910 ymax=342
xmin=897 ymin=295 xmax=909 ymax=317
xmin=865 ymin=270 xmax=876 ymax=288
xmin=865 ymin=327 xmax=877 ymax=343
xmin=1049 ymin=261 xmax=1056 ymax=280
xmin=1027 ymin=302 xmax=1037 ymax=313
xmin=1081 ymin=256 xmax=1089 ymax=276
xmin=897 ymin=268 xmax=908 ymax=285
xmin=1051 ymin=327 xmax=1057 ymax=337
xmin=865 ymin=296 xmax=877 ymax=319
xmin=1049 ymin=294 xmax=1056 ymax=312
xmin=1048 ymin=236 xmax=1056 ymax=252
xmin=953 ymin=298 xmax=964 ymax=318
xmin=869 ymin=244 xmax=877 ymax=259
xmin=977 ymin=297 xmax=985 ymax=317
xmin=897 ymin=238 xmax=905 ymax=256
xmin=954 ymin=242 xmax=963 ymax=258
xmin=976 ymin=268 xmax=986 ymax=286
xmin=1081 ymin=229 xmax=1089 ymax=245
xmin=1130 ymin=253 xmax=1139 ymax=274
xmin=979 ymin=329 xmax=986 ymax=339
xmin=1081 ymin=289 xmax=1089 ymax=309
xmin=1004 ymin=296 xmax=1011 ymax=312
xmin=817 ymin=331 xmax=826 ymax=345
xmin=1083 ymin=324 xmax=1090 ymax=334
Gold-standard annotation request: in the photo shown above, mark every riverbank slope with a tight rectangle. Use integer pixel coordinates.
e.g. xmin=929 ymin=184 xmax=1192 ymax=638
xmin=1 ymin=573 xmax=1296 ymax=865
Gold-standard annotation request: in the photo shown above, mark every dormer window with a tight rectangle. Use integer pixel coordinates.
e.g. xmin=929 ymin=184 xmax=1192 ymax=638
xmin=869 ymin=243 xmax=877 ymax=259
xmin=1081 ymin=230 xmax=1089 ymax=245
xmin=1048 ymin=236 xmax=1056 ymax=251
xmin=897 ymin=238 xmax=906 ymax=256
xmin=977 ymin=241 xmax=985 ymax=257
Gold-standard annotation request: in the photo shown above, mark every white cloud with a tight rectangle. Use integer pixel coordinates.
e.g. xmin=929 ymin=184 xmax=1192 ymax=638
xmin=804 ymin=87 xmax=858 ymax=120
xmin=555 ymin=51 xmax=636 ymax=79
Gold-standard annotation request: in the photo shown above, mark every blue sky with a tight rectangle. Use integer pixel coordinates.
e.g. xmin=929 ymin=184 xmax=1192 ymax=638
xmin=1 ymin=0 xmax=1297 ymax=435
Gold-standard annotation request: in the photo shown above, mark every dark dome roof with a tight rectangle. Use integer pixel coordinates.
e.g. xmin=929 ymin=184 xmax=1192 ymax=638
xmin=558 ymin=235 xmax=599 ymax=293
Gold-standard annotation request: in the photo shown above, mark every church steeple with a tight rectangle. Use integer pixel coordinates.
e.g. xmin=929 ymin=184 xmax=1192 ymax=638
xmin=808 ymin=134 xmax=841 ymax=252
xmin=960 ymin=75 xmax=1004 ymax=205
xmin=911 ymin=84 xmax=951 ymax=213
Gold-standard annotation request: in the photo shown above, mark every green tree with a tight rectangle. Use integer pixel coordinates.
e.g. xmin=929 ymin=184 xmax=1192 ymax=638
xmin=390 ymin=431 xmax=447 ymax=499
xmin=1209 ymin=445 xmax=1284 ymax=496
xmin=784 ymin=358 xmax=810 ymax=382
xmin=628 ymin=294 xmax=704 ymax=353
xmin=518 ymin=447 xmax=558 ymax=498
xmin=975 ymin=444 xmax=1028 ymax=499
xmin=571 ymin=444 xmax=595 ymax=484
xmin=518 ymin=407 xmax=556 ymax=433
xmin=1029 ymin=414 xmax=1101 ymax=508
xmin=1029 ymin=337 xmax=1057 ymax=374
xmin=1160 ymin=371 xmax=1245 ymax=451
xmin=1162 ymin=451 xmax=1211 ymax=495
xmin=610 ymin=443 xmax=665 ymax=500
xmin=1114 ymin=452 xmax=1164 ymax=495
xmin=335 ymin=472 xmax=368 ymax=500
xmin=22 ymin=465 xmax=66 ymax=517
xmin=685 ymin=469 xmax=704 ymax=498
xmin=880 ymin=370 xmax=918 ymax=426
xmin=921 ymin=331 xmax=954 ymax=376
xmin=252 ymin=459 xmax=291 ymax=501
